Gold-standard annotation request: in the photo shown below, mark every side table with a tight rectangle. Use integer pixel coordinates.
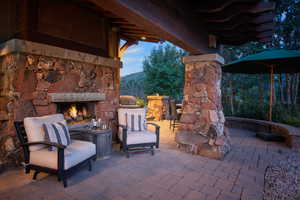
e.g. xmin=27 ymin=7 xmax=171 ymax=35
xmin=70 ymin=128 xmax=112 ymax=160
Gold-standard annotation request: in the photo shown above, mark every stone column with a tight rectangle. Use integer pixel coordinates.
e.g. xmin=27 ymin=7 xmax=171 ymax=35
xmin=146 ymin=96 xmax=170 ymax=121
xmin=176 ymin=54 xmax=231 ymax=159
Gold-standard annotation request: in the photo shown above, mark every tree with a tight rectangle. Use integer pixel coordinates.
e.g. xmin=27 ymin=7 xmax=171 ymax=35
xmin=143 ymin=44 xmax=187 ymax=100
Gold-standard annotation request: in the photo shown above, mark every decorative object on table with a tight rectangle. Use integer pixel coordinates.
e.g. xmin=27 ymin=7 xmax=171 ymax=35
xmin=117 ymin=107 xmax=160 ymax=158
xmin=14 ymin=114 xmax=96 ymax=188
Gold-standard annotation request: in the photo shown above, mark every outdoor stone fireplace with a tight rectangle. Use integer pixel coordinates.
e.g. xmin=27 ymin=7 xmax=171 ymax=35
xmin=0 ymin=39 xmax=121 ymax=166
xmin=50 ymin=93 xmax=105 ymax=124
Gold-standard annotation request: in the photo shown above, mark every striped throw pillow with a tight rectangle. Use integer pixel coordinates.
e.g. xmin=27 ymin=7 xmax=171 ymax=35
xmin=43 ymin=121 xmax=71 ymax=151
xmin=125 ymin=113 xmax=146 ymax=132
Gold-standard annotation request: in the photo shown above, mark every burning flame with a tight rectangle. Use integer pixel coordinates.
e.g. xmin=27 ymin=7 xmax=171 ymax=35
xmin=69 ymin=104 xmax=78 ymax=119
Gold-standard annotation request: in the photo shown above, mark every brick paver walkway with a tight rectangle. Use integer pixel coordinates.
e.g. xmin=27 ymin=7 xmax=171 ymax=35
xmin=0 ymin=120 xmax=291 ymax=200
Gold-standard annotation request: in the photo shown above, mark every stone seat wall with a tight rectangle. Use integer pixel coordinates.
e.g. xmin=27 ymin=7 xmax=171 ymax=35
xmin=225 ymin=117 xmax=300 ymax=150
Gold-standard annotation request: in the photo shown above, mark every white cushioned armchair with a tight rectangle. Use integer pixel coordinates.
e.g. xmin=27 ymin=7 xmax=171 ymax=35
xmin=118 ymin=108 xmax=160 ymax=157
xmin=14 ymin=114 xmax=96 ymax=187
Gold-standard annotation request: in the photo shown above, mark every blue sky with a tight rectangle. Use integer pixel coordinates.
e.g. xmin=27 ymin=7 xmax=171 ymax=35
xmin=120 ymin=41 xmax=160 ymax=77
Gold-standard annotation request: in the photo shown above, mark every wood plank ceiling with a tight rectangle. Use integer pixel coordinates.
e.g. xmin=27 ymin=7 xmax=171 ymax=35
xmin=151 ymin=0 xmax=275 ymax=45
xmin=77 ymin=0 xmax=275 ymax=53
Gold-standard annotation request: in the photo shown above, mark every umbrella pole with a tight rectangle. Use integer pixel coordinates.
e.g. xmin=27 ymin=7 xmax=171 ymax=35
xmin=269 ymin=65 xmax=274 ymax=121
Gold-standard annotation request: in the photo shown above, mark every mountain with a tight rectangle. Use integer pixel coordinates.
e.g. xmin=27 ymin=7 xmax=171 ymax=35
xmin=121 ymin=71 xmax=145 ymax=82
xmin=120 ymin=71 xmax=145 ymax=98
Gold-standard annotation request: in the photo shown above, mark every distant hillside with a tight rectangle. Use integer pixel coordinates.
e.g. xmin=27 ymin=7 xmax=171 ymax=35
xmin=121 ymin=71 xmax=145 ymax=82
xmin=120 ymin=71 xmax=145 ymax=98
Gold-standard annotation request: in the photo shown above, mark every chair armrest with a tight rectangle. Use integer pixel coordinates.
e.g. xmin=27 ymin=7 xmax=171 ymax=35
xmin=146 ymin=123 xmax=160 ymax=148
xmin=117 ymin=124 xmax=128 ymax=146
xmin=22 ymin=141 xmax=66 ymax=150
xmin=117 ymin=124 xmax=127 ymax=131
xmin=146 ymin=123 xmax=160 ymax=129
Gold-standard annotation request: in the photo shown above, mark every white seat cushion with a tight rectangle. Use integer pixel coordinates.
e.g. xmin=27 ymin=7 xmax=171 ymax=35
xmin=119 ymin=130 xmax=157 ymax=145
xmin=30 ymin=140 xmax=95 ymax=170
xmin=24 ymin=114 xmax=67 ymax=151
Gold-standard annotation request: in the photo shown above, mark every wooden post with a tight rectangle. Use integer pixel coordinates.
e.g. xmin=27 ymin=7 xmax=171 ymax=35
xmin=269 ymin=65 xmax=274 ymax=121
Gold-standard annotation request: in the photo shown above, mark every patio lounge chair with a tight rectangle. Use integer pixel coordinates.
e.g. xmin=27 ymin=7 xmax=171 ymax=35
xmin=118 ymin=108 xmax=160 ymax=157
xmin=14 ymin=114 xmax=96 ymax=187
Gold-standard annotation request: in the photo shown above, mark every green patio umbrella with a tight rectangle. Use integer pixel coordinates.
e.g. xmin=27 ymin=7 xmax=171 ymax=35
xmin=223 ymin=49 xmax=300 ymax=121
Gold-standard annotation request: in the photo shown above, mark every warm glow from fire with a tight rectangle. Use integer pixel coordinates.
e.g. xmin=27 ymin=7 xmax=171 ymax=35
xmin=69 ymin=104 xmax=78 ymax=119
xmin=82 ymin=107 xmax=87 ymax=117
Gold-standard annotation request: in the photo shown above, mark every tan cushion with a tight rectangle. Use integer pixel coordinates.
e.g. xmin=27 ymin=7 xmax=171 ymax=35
xmin=119 ymin=130 xmax=157 ymax=145
xmin=30 ymin=140 xmax=95 ymax=170
xmin=24 ymin=114 xmax=66 ymax=151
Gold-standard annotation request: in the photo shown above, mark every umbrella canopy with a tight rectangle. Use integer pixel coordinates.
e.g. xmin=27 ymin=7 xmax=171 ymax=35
xmin=222 ymin=49 xmax=300 ymax=122
xmin=223 ymin=49 xmax=300 ymax=74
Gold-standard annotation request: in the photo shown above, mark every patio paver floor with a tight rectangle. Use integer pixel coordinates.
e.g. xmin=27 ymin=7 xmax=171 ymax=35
xmin=0 ymin=120 xmax=291 ymax=200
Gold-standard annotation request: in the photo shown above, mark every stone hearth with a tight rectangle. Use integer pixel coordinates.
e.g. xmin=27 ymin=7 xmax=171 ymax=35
xmin=0 ymin=39 xmax=121 ymax=166
xmin=176 ymin=54 xmax=231 ymax=160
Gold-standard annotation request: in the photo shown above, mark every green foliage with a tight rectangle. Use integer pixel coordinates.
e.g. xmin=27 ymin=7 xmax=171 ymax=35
xmin=143 ymin=44 xmax=187 ymax=100
xmin=136 ymin=98 xmax=146 ymax=107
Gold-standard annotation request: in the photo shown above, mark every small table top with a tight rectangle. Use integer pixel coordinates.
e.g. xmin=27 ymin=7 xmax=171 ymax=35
xmin=70 ymin=126 xmax=111 ymax=135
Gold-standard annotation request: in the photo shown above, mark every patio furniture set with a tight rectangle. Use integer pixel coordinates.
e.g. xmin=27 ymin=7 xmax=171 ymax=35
xmin=14 ymin=104 xmax=160 ymax=187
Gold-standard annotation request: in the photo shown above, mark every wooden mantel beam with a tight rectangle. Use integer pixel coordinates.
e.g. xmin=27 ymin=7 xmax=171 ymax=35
xmin=87 ymin=0 xmax=216 ymax=54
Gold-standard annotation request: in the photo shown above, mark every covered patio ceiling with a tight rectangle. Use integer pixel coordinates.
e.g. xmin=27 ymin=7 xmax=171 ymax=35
xmin=76 ymin=0 xmax=275 ymax=54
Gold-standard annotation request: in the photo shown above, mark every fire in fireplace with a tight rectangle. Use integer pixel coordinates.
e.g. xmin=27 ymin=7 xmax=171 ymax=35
xmin=57 ymin=102 xmax=95 ymax=124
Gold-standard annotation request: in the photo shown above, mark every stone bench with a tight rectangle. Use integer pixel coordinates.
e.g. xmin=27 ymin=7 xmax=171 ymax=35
xmin=225 ymin=117 xmax=300 ymax=151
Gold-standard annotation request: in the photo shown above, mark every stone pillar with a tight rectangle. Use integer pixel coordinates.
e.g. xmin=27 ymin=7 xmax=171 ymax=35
xmin=176 ymin=54 xmax=231 ymax=159
xmin=146 ymin=96 xmax=170 ymax=121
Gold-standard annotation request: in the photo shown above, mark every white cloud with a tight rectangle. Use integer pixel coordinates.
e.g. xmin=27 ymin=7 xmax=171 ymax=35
xmin=124 ymin=46 xmax=144 ymax=54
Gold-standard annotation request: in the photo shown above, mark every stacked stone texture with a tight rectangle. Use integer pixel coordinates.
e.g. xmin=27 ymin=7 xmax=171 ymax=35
xmin=176 ymin=55 xmax=230 ymax=159
xmin=147 ymin=96 xmax=169 ymax=121
xmin=0 ymin=53 xmax=120 ymax=167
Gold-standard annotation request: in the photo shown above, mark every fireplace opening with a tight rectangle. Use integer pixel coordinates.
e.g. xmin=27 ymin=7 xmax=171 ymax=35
xmin=56 ymin=102 xmax=96 ymax=124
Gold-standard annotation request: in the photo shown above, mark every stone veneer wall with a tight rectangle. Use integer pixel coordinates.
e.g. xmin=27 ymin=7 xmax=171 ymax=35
xmin=0 ymin=39 xmax=121 ymax=167
xmin=146 ymin=96 xmax=170 ymax=121
xmin=176 ymin=54 xmax=231 ymax=159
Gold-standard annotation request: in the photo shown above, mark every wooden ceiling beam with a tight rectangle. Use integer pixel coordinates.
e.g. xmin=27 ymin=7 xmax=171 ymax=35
xmin=87 ymin=0 xmax=215 ymax=54
xmin=210 ymin=22 xmax=275 ymax=35
xmin=196 ymin=0 xmax=259 ymax=13
xmin=205 ymin=12 xmax=274 ymax=31
xmin=219 ymin=31 xmax=273 ymax=43
xmin=201 ymin=2 xmax=275 ymax=23
xmin=120 ymin=28 xmax=153 ymax=34
xmin=120 ymin=35 xmax=160 ymax=43
xmin=121 ymin=31 xmax=158 ymax=37
xmin=122 ymin=33 xmax=159 ymax=40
